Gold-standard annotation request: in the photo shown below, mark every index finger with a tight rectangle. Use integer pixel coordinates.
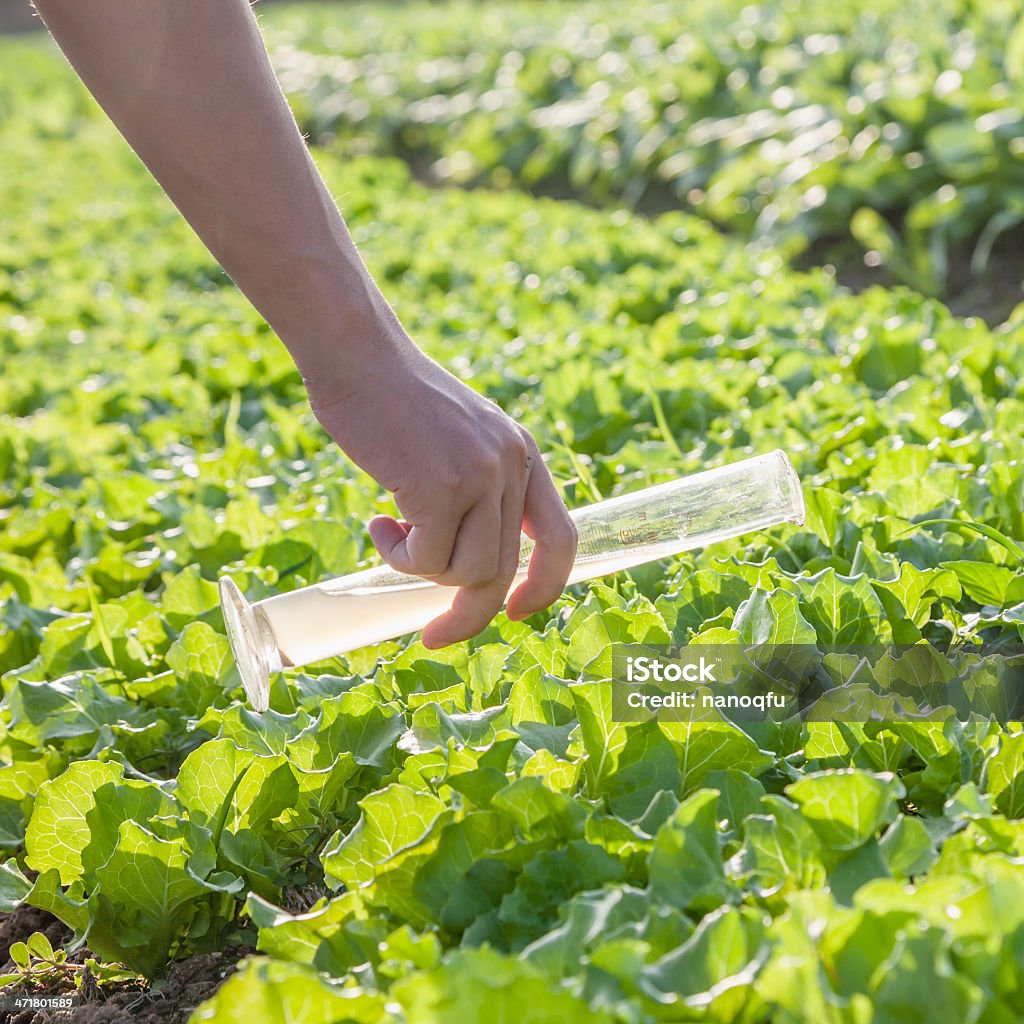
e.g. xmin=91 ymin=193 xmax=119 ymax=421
xmin=368 ymin=508 xmax=460 ymax=578
xmin=421 ymin=472 xmax=528 ymax=648
xmin=504 ymin=451 xmax=577 ymax=621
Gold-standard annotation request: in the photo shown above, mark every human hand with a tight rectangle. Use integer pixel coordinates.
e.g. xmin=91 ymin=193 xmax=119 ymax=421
xmin=31 ymin=0 xmax=577 ymax=648
xmin=305 ymin=319 xmax=577 ymax=648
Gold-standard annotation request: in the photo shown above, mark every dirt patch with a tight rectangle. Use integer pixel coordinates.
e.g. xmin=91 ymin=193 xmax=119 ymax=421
xmin=32 ymin=949 xmax=245 ymax=1024
xmin=942 ymin=238 xmax=1024 ymax=327
xmin=4 ymin=948 xmax=246 ymax=1024
xmin=0 ymin=907 xmax=245 ymax=1024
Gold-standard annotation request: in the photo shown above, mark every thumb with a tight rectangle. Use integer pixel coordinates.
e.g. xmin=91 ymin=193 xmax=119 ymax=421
xmin=368 ymin=515 xmax=411 ymax=562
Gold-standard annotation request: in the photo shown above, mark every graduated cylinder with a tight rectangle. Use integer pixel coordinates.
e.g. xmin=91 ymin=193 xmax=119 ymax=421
xmin=220 ymin=449 xmax=805 ymax=711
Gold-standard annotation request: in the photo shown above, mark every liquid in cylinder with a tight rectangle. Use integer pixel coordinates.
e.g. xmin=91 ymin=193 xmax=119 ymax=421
xmin=220 ymin=449 xmax=804 ymax=711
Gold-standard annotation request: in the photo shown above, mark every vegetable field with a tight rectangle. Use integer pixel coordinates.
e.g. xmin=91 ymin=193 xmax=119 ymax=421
xmin=1 ymin=2 xmax=1024 ymax=1021
xmin=266 ymin=0 xmax=1024 ymax=299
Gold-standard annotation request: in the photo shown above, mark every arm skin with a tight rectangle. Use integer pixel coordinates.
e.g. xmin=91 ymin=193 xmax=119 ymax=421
xmin=32 ymin=0 xmax=577 ymax=646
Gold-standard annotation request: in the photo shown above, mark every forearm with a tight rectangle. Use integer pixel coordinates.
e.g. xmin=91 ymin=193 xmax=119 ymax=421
xmin=33 ymin=0 xmax=401 ymax=380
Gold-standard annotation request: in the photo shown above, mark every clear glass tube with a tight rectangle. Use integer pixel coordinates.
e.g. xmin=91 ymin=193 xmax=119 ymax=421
xmin=220 ymin=449 xmax=804 ymax=711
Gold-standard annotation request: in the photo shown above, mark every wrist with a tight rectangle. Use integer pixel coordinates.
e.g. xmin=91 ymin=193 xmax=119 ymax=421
xmin=293 ymin=294 xmax=417 ymax=413
xmin=281 ymin=263 xmax=414 ymax=397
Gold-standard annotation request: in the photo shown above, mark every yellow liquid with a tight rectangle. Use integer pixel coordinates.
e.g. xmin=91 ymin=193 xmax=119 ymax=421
xmin=257 ymin=535 xmax=717 ymax=667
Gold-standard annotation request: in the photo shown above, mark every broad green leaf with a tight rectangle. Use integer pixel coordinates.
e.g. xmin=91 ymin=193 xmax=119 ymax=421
xmin=733 ymin=588 xmax=818 ymax=645
xmin=321 ymin=784 xmax=447 ymax=891
xmin=568 ymin=680 xmax=629 ymax=798
xmin=571 ymin=680 xmax=682 ymax=818
xmin=871 ymin=927 xmax=984 ymax=1023
xmin=90 ymin=821 xmax=217 ymax=976
xmin=656 ymin=571 xmax=753 ymax=640
xmin=411 ymin=811 xmax=518 ymax=931
xmin=292 ymin=688 xmax=405 ymax=769
xmin=985 ymin=733 xmax=1024 ymax=819
xmin=879 ymin=815 xmax=938 ymax=878
xmin=26 ymin=761 xmax=176 ymax=885
xmin=161 ymin=566 xmax=221 ymax=631
xmin=638 ymin=905 xmax=769 ymax=1017
xmin=871 ymin=564 xmax=961 ymax=640
xmin=734 ymin=795 xmax=827 ymax=901
xmin=191 ymin=957 xmax=392 ymax=1024
xmin=0 ymin=858 xmax=31 ymax=912
xmin=787 ymin=770 xmax=904 ymax=851
xmin=938 ymin=561 xmax=1024 ymax=607
xmin=23 ymin=870 xmax=89 ymax=938
xmin=791 ymin=569 xmax=891 ymax=646
xmin=176 ymin=738 xmax=297 ymax=836
xmin=754 ymin=891 xmax=873 ymax=1022
xmin=195 ymin=703 xmax=310 ymax=757
xmin=522 ymin=886 xmax=675 ymax=978
xmin=648 ymin=789 xmax=737 ymax=913
xmin=659 ymin=708 xmax=774 ymax=794
xmin=498 ymin=840 xmax=624 ymax=949
xmin=491 ymin=777 xmax=586 ymax=840
xmin=0 ymin=752 xmax=56 ymax=845
xmin=246 ymin=891 xmax=382 ymax=976
xmin=392 ymin=946 xmax=614 ymax=1024
xmin=566 ymin=601 xmax=669 ymax=676
xmin=4 ymin=672 xmax=155 ymax=747
xmin=165 ymin=622 xmax=236 ymax=709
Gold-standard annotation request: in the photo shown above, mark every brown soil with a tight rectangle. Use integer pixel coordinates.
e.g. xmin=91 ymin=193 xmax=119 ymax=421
xmin=0 ymin=906 xmax=246 ymax=1024
xmin=799 ymin=224 xmax=1024 ymax=328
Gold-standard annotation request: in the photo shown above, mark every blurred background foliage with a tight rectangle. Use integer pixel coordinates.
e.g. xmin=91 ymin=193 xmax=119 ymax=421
xmin=266 ymin=0 xmax=1024 ymax=316
xmin=3 ymin=0 xmax=1024 ymax=316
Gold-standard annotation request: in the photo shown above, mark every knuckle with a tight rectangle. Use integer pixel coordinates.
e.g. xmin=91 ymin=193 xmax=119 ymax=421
xmin=546 ymin=515 xmax=578 ymax=552
xmin=544 ymin=509 xmax=575 ymax=538
xmin=411 ymin=559 xmax=450 ymax=578
xmin=505 ymin=432 xmax=530 ymax=463
xmin=450 ymin=550 xmax=499 ymax=588
xmin=472 ymin=453 xmax=504 ymax=484
xmin=487 ymin=448 xmax=507 ymax=475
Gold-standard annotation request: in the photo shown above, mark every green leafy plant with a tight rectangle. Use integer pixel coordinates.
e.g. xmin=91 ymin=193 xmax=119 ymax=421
xmin=2 ymin=21 xmax=1024 ymax=1024
xmin=0 ymin=932 xmax=74 ymax=990
xmin=253 ymin=0 xmax=1024 ymax=294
